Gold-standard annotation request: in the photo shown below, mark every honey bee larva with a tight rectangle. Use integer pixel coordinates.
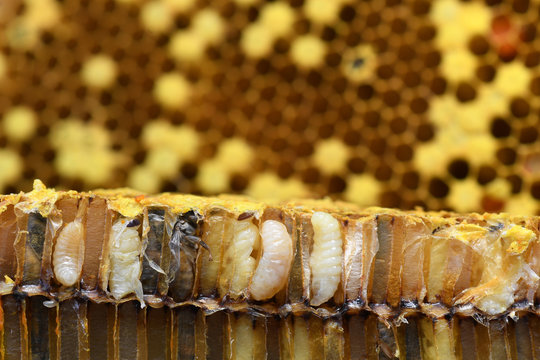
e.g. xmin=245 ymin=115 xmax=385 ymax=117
xmin=249 ymin=220 xmax=293 ymax=301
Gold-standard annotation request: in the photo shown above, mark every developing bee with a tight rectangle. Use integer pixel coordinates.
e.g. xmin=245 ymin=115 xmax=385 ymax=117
xmin=108 ymin=218 xmax=144 ymax=304
xmin=53 ymin=219 xmax=84 ymax=287
xmin=309 ymin=212 xmax=343 ymax=306
xmin=169 ymin=211 xmax=210 ymax=300
xmin=249 ymin=220 xmax=293 ymax=300
xmin=170 ymin=211 xmax=210 ymax=264
xmin=220 ymin=218 xmax=259 ymax=298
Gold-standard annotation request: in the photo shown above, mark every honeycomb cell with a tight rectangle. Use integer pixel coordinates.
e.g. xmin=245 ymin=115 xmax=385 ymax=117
xmin=447 ymin=179 xmax=483 ymax=213
xmin=347 ymin=157 xmax=366 ymax=174
xmin=2 ymin=107 xmax=37 ymax=141
xmin=290 ymin=36 xmax=327 ymax=69
xmin=215 ymin=138 xmax=255 ymax=173
xmin=525 ymin=51 xmax=540 ymax=68
xmin=0 ymin=149 xmax=23 ymax=191
xmin=169 ymin=30 xmax=206 ymax=62
xmin=428 ymin=177 xmax=449 ymax=198
xmin=127 ymin=165 xmax=162 ymax=193
xmin=197 ymin=160 xmax=230 ymax=194
xmin=430 ymin=76 xmax=447 ymax=94
xmin=448 ymin=159 xmax=469 ymax=180
xmin=241 ymin=24 xmax=275 ymax=58
xmin=519 ymin=126 xmax=538 ymax=144
xmin=304 ymin=0 xmax=342 ymax=25
xmin=477 ymin=165 xmax=497 ymax=185
xmin=140 ymin=1 xmax=174 ymax=33
xmin=191 ymin=9 xmax=225 ymax=45
xmin=455 ymin=82 xmax=477 ymax=103
xmin=153 ymin=73 xmax=192 ymax=109
xmin=494 ymin=62 xmax=532 ymax=97
xmin=497 ymin=147 xmax=517 ymax=166
xmin=259 ymin=2 xmax=295 ymax=38
xmin=469 ymin=35 xmax=490 ymax=56
xmin=344 ymin=174 xmax=381 ymax=206
xmin=509 ymin=97 xmax=530 ymax=118
xmin=415 ymin=123 xmax=435 ymax=142
xmin=81 ymin=54 xmax=118 ymax=88
xmin=490 ymin=118 xmax=512 ymax=138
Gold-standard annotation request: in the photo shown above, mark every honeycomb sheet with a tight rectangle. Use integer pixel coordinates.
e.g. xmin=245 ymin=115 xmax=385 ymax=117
xmin=0 ymin=0 xmax=539 ymax=214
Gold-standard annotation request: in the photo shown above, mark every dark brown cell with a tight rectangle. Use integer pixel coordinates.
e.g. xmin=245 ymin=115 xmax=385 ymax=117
xmin=525 ymin=51 xmax=540 ymax=67
xmin=412 ymin=0 xmax=431 ymax=15
xmin=477 ymin=166 xmax=497 ymax=185
xmin=343 ymin=129 xmax=362 ymax=146
xmin=380 ymin=190 xmax=402 ymax=209
xmin=519 ymin=126 xmax=538 ymax=144
xmin=476 ymin=64 xmax=496 ymax=82
xmin=491 ymin=118 xmax=511 ymax=138
xmin=391 ymin=18 xmax=407 ymax=34
xmin=410 ymin=97 xmax=428 ymax=114
xmin=357 ymin=84 xmax=375 ymax=100
xmin=339 ymin=5 xmax=356 ymax=22
xmin=390 ymin=117 xmax=407 ymax=134
xmin=509 ymin=97 xmax=530 ymax=118
xmin=416 ymin=123 xmax=435 ymax=142
xmin=497 ymin=147 xmax=517 ymax=165
xmin=402 ymin=171 xmax=419 ymax=190
xmin=348 ymin=157 xmax=367 ymax=174
xmin=456 ymin=82 xmax=476 ymax=102
xmin=430 ymin=76 xmax=447 ymax=94
xmin=375 ymin=164 xmax=393 ymax=181
xmin=531 ymin=181 xmax=540 ymax=200
xmin=507 ymin=174 xmax=523 ymax=193
xmin=428 ymin=178 xmax=449 ymax=198
xmin=448 ymin=159 xmax=469 ymax=179
xmin=469 ymin=36 xmax=490 ymax=56
xmin=302 ymin=167 xmax=321 ymax=184
xmin=328 ymin=175 xmax=347 ymax=193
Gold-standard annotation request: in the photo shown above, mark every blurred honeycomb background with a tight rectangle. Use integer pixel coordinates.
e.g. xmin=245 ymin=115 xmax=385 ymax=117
xmin=1 ymin=0 xmax=540 ymax=214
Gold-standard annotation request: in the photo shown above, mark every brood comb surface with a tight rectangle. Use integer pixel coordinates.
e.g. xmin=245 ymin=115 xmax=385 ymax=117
xmin=0 ymin=0 xmax=540 ymax=214
xmin=1 ymin=182 xmax=540 ymax=358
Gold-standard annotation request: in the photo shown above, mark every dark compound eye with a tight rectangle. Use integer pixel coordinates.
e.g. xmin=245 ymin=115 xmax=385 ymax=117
xmin=184 ymin=211 xmax=199 ymax=225
xmin=238 ymin=211 xmax=254 ymax=220
xmin=489 ymin=223 xmax=504 ymax=232
xmin=127 ymin=218 xmax=140 ymax=227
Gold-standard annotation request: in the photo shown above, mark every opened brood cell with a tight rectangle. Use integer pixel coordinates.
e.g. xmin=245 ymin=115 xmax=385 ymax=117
xmin=107 ymin=216 xmax=144 ymax=303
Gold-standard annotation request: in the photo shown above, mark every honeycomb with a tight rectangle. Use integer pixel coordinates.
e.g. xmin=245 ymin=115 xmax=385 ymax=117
xmin=1 ymin=0 xmax=540 ymax=214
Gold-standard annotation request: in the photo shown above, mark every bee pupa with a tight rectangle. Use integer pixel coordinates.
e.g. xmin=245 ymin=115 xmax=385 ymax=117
xmin=108 ymin=217 xmax=144 ymax=305
xmin=52 ymin=219 xmax=85 ymax=287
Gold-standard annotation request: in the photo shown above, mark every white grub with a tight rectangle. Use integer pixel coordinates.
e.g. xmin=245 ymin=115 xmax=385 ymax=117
xmin=223 ymin=219 xmax=258 ymax=297
xmin=309 ymin=212 xmax=343 ymax=306
xmin=249 ymin=220 xmax=293 ymax=300
xmin=108 ymin=218 xmax=144 ymax=305
xmin=53 ymin=219 xmax=84 ymax=287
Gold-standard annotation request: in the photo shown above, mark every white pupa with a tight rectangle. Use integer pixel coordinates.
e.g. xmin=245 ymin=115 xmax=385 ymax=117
xmin=224 ymin=219 xmax=259 ymax=297
xmin=108 ymin=218 xmax=144 ymax=305
xmin=53 ymin=219 xmax=85 ymax=287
